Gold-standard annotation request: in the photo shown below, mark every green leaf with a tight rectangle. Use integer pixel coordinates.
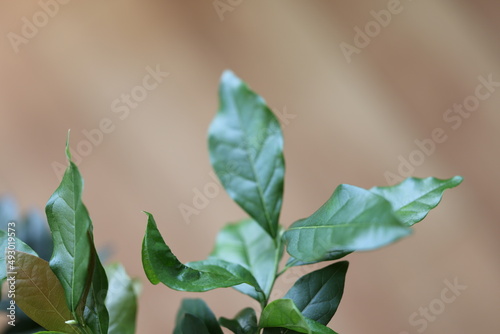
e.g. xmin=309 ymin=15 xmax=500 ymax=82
xmin=210 ymin=219 xmax=280 ymax=298
xmin=105 ymin=263 xmax=139 ymax=334
xmin=370 ymin=176 xmax=463 ymax=226
xmin=45 ymin=148 xmax=94 ymax=313
xmin=285 ymin=251 xmax=351 ymax=269
xmin=174 ymin=299 xmax=223 ymax=334
xmin=283 ymin=184 xmax=411 ymax=262
xmin=0 ymin=230 xmax=38 ymax=295
xmin=142 ymin=212 xmax=263 ymax=295
xmin=13 ymin=251 xmax=78 ymax=333
xmin=208 ymin=70 xmax=285 ymax=239
xmin=83 ymin=248 xmax=109 ymax=334
xmin=260 ymin=299 xmax=338 ymax=334
xmin=180 ymin=313 xmax=211 ymax=334
xmin=219 ymin=308 xmax=258 ymax=334
xmin=284 ymin=261 xmax=348 ymax=325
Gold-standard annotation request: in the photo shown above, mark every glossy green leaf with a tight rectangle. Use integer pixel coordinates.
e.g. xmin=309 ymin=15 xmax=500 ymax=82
xmin=83 ymin=248 xmax=109 ymax=334
xmin=370 ymin=176 xmax=463 ymax=226
xmin=260 ymin=299 xmax=337 ymax=334
xmin=208 ymin=70 xmax=285 ymax=239
xmin=105 ymin=263 xmax=139 ymax=334
xmin=34 ymin=332 xmax=68 ymax=333
xmin=13 ymin=251 xmax=78 ymax=333
xmin=284 ymin=184 xmax=412 ymax=262
xmin=174 ymin=299 xmax=223 ymax=334
xmin=180 ymin=313 xmax=211 ymax=334
xmin=219 ymin=307 xmax=258 ymax=334
xmin=210 ymin=219 xmax=280 ymax=298
xmin=142 ymin=212 xmax=262 ymax=295
xmin=45 ymin=143 xmax=94 ymax=313
xmin=284 ymin=261 xmax=348 ymax=325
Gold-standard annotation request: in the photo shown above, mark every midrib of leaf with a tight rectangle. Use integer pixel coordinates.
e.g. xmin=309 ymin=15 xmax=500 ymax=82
xmin=395 ymin=183 xmax=452 ymax=211
xmin=233 ymin=101 xmax=275 ymax=236
xmin=18 ymin=263 xmax=78 ymax=333
xmin=70 ymin=167 xmax=79 ymax=311
xmin=289 ymin=198 xmax=398 ymax=231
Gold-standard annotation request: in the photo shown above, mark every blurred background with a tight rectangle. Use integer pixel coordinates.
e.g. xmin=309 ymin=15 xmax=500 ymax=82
xmin=1 ymin=0 xmax=499 ymax=333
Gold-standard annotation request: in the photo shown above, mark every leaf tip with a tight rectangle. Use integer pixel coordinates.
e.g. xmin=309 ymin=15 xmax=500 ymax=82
xmin=65 ymin=130 xmax=72 ymax=162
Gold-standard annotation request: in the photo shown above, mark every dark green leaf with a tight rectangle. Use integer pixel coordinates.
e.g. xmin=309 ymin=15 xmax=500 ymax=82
xmin=45 ymin=143 xmax=94 ymax=313
xmin=13 ymin=251 xmax=78 ymax=333
xmin=105 ymin=263 xmax=139 ymax=334
xmin=284 ymin=261 xmax=348 ymax=325
xmin=260 ymin=299 xmax=337 ymax=334
xmin=211 ymin=219 xmax=280 ymax=298
xmin=142 ymin=212 xmax=262 ymax=295
xmin=219 ymin=308 xmax=258 ymax=334
xmin=180 ymin=313 xmax=211 ymax=334
xmin=208 ymin=70 xmax=285 ymax=239
xmin=370 ymin=176 xmax=463 ymax=226
xmin=83 ymin=248 xmax=109 ymax=334
xmin=174 ymin=299 xmax=222 ymax=334
xmin=284 ymin=184 xmax=412 ymax=262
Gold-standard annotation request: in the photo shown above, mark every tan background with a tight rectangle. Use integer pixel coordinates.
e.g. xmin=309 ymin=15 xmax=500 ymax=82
xmin=1 ymin=1 xmax=499 ymax=333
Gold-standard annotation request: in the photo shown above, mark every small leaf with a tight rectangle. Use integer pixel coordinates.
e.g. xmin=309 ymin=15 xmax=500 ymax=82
xmin=284 ymin=261 xmax=348 ymax=325
xmin=219 ymin=308 xmax=258 ymax=334
xmin=45 ymin=152 xmax=94 ymax=313
xmin=174 ymin=299 xmax=223 ymax=334
xmin=284 ymin=184 xmax=411 ymax=262
xmin=370 ymin=176 xmax=463 ymax=226
xmin=260 ymin=299 xmax=337 ymax=334
xmin=1 ymin=230 xmax=38 ymax=285
xmin=142 ymin=212 xmax=263 ymax=296
xmin=211 ymin=219 xmax=280 ymax=298
xmin=180 ymin=313 xmax=211 ymax=334
xmin=208 ymin=70 xmax=285 ymax=239
xmin=13 ymin=251 xmax=78 ymax=333
xmin=83 ymin=248 xmax=110 ymax=334
xmin=105 ymin=263 xmax=139 ymax=334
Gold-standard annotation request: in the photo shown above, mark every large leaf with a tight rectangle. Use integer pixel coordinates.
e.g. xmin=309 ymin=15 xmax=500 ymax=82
xmin=174 ymin=299 xmax=223 ymax=334
xmin=210 ymin=219 xmax=280 ymax=298
xmin=13 ymin=251 xmax=78 ymax=333
xmin=284 ymin=184 xmax=411 ymax=262
xmin=83 ymin=247 xmax=109 ymax=334
xmin=260 ymin=299 xmax=338 ymax=334
xmin=45 ymin=143 xmax=94 ymax=313
xmin=219 ymin=308 xmax=258 ymax=334
xmin=284 ymin=262 xmax=348 ymax=325
xmin=208 ymin=70 xmax=285 ymax=239
xmin=105 ymin=263 xmax=139 ymax=334
xmin=370 ymin=176 xmax=463 ymax=226
xmin=142 ymin=212 xmax=263 ymax=296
